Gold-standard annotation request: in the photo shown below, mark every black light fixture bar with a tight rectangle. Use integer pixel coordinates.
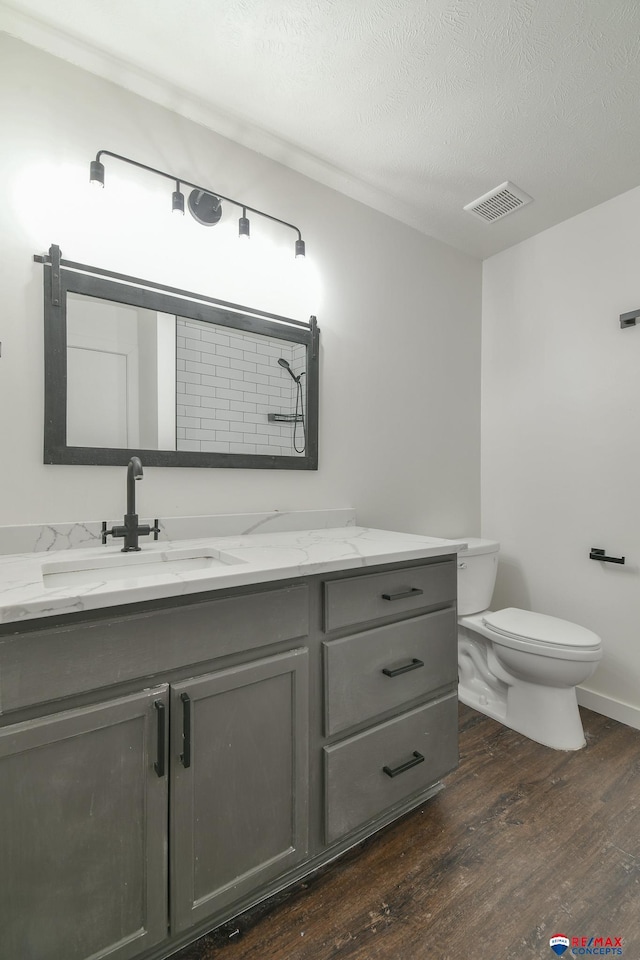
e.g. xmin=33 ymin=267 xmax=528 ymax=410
xmin=90 ymin=150 xmax=306 ymax=257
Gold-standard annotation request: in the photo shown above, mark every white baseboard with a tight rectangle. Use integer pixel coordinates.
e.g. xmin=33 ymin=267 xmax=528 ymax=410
xmin=577 ymin=687 xmax=640 ymax=731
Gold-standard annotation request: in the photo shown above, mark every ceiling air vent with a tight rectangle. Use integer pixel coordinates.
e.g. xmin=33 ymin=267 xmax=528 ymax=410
xmin=464 ymin=181 xmax=533 ymax=223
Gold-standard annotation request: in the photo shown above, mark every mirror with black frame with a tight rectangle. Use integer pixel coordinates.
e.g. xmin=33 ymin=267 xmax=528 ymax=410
xmin=39 ymin=246 xmax=319 ymax=469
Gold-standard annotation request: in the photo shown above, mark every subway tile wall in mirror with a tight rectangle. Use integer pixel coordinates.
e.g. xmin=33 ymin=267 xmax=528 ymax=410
xmin=176 ymin=319 xmax=307 ymax=456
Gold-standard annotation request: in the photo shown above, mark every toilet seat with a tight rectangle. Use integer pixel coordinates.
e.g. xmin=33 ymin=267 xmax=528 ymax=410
xmin=481 ymin=607 xmax=602 ymax=660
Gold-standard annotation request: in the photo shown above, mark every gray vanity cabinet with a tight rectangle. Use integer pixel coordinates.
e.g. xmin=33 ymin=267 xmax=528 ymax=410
xmin=170 ymin=649 xmax=309 ymax=933
xmin=0 ymin=554 xmax=458 ymax=960
xmin=0 ymin=685 xmax=169 ymax=960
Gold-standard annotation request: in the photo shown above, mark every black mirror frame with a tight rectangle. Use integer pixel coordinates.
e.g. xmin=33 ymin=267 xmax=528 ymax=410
xmin=38 ymin=245 xmax=319 ymax=469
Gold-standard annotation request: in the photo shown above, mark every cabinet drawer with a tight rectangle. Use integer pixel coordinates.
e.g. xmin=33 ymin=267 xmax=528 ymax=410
xmin=323 ymin=560 xmax=455 ymax=633
xmin=0 ymin=584 xmax=309 ymax=714
xmin=324 ymin=608 xmax=457 ymax=735
xmin=324 ymin=692 xmax=458 ymax=843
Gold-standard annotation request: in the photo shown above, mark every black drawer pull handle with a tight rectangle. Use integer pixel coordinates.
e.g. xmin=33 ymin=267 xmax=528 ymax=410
xmin=383 ymin=751 xmax=425 ymax=778
xmin=153 ymin=700 xmax=166 ymax=778
xmin=382 ymin=658 xmax=425 ymax=678
xmin=381 ymin=587 xmax=424 ymax=602
xmin=180 ymin=693 xmax=191 ymax=769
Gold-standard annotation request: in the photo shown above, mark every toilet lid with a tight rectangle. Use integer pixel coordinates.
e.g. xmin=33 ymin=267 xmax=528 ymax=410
xmin=482 ymin=608 xmax=601 ymax=648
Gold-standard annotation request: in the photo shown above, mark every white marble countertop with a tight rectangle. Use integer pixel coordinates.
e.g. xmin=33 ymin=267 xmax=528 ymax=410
xmin=0 ymin=526 xmax=466 ymax=625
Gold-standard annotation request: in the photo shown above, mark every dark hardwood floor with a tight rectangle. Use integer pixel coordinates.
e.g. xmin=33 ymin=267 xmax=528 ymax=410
xmin=173 ymin=705 xmax=640 ymax=959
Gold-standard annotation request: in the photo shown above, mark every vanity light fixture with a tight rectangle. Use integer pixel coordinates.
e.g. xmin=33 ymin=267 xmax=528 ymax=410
xmin=89 ymin=150 xmax=306 ymax=258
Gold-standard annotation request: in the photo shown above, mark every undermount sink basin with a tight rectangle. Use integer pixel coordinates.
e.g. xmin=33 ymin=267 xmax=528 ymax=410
xmin=42 ymin=548 xmax=244 ymax=588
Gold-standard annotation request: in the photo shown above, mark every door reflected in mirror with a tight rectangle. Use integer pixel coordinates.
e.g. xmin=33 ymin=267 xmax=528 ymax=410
xmin=67 ymin=295 xmax=177 ymax=450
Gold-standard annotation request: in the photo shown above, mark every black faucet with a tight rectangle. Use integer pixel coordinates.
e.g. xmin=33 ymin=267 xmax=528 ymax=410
xmin=102 ymin=457 xmax=160 ymax=552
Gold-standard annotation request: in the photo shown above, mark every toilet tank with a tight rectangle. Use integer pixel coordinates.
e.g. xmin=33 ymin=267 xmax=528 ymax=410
xmin=457 ymin=538 xmax=500 ymax=616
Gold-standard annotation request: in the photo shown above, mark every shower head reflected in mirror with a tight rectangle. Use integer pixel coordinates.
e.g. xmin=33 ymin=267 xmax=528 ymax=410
xmin=278 ymin=357 xmax=300 ymax=382
xmin=275 ymin=357 xmax=306 ymax=454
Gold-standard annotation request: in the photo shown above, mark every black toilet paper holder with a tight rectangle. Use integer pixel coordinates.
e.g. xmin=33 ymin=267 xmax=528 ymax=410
xmin=589 ymin=547 xmax=625 ymax=565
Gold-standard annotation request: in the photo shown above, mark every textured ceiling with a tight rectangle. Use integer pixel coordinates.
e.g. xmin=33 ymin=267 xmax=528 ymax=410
xmin=2 ymin=0 xmax=640 ymax=258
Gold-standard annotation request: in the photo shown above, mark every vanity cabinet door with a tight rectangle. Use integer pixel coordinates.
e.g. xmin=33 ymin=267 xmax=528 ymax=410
xmin=170 ymin=648 xmax=309 ymax=933
xmin=0 ymin=686 xmax=169 ymax=960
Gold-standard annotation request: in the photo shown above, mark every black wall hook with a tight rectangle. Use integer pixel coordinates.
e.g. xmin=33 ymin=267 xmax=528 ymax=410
xmin=589 ymin=548 xmax=625 ymax=565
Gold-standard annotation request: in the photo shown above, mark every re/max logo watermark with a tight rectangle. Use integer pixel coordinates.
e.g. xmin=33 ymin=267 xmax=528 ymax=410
xmin=550 ymin=934 xmax=623 ymax=956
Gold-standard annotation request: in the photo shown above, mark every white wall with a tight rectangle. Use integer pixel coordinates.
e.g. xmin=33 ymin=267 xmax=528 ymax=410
xmin=0 ymin=34 xmax=481 ymax=536
xmin=482 ymin=186 xmax=640 ymax=722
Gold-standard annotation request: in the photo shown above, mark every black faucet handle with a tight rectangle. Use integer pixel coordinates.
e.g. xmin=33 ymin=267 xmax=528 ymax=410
xmin=136 ymin=520 xmax=161 ymax=540
xmin=101 ymin=521 xmax=113 ymax=545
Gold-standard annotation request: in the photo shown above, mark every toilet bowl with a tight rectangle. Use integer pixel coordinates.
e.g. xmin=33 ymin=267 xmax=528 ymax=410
xmin=457 ymin=538 xmax=602 ymax=750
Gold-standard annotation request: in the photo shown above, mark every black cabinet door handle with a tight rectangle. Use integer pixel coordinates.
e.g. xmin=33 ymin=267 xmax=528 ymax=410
xmin=180 ymin=693 xmax=191 ymax=768
xmin=383 ymin=751 xmax=425 ymax=778
xmin=381 ymin=587 xmax=424 ymax=602
xmin=153 ymin=700 xmax=166 ymax=778
xmin=382 ymin=657 xmax=425 ymax=678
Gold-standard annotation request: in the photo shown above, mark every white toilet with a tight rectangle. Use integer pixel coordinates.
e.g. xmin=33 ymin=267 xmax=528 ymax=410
xmin=457 ymin=538 xmax=602 ymax=750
